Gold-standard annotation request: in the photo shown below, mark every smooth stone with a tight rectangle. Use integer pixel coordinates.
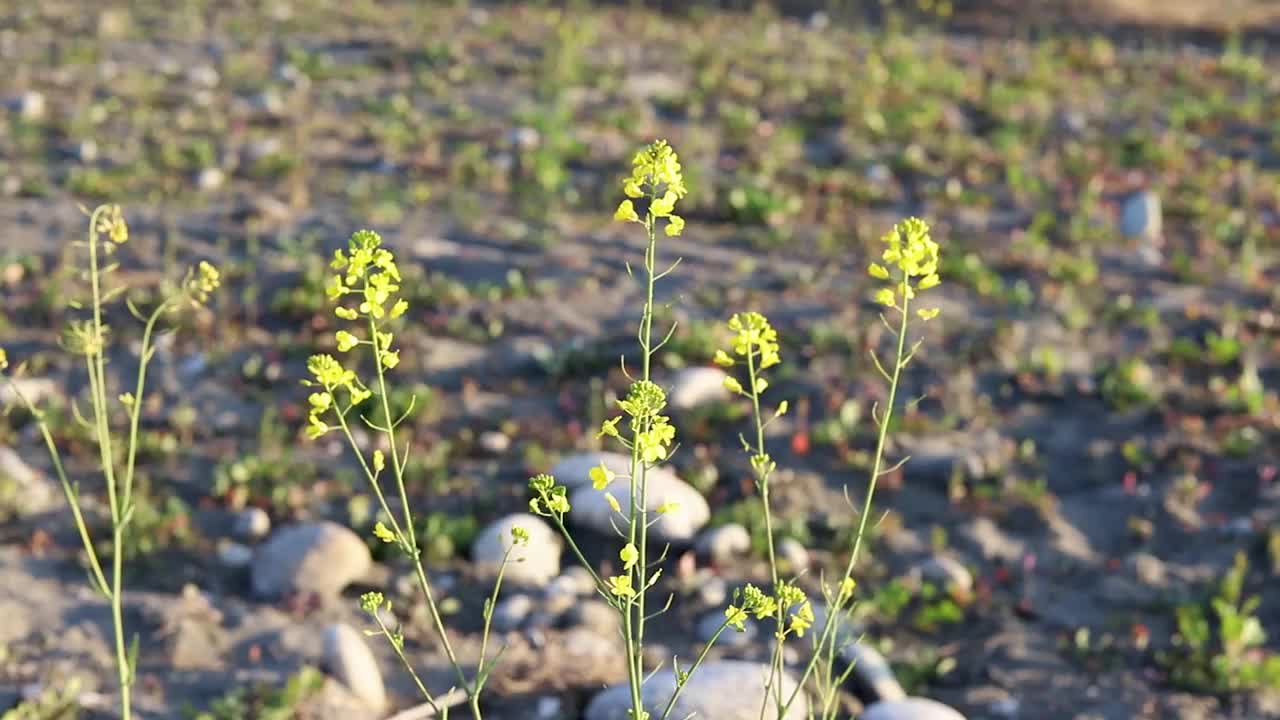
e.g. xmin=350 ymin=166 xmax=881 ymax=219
xmin=471 ymin=513 xmax=561 ymax=587
xmin=912 ymin=555 xmax=973 ymax=595
xmin=1120 ymin=189 xmax=1162 ymax=242
xmin=667 ymin=366 xmax=730 ymax=410
xmin=232 ymin=507 xmax=271 ymax=540
xmin=550 ymin=451 xmax=645 ymax=488
xmin=562 ymin=599 xmax=618 ymax=637
xmin=569 ymin=471 xmax=710 ymax=543
xmin=777 ymin=537 xmax=810 ymax=573
xmin=196 ymin=167 xmax=225 ymax=191
xmin=585 ymin=660 xmax=808 ymax=720
xmin=322 ymin=623 xmax=388 ymax=712
xmin=696 ymin=523 xmax=752 ymax=564
xmin=0 ymin=446 xmax=56 ymax=516
xmin=251 ymin=522 xmax=371 ymax=599
xmin=545 ymin=566 xmax=596 ymax=598
xmin=843 ymin=643 xmax=906 ymax=704
xmin=479 ymin=430 xmax=511 ymax=454
xmin=493 ymin=593 xmax=535 ymax=633
xmin=216 ymin=540 xmax=254 ymax=569
xmin=13 ymin=91 xmax=45 ymax=120
xmin=698 ymin=611 xmax=755 ymax=647
xmin=861 ymin=697 xmax=966 ymax=720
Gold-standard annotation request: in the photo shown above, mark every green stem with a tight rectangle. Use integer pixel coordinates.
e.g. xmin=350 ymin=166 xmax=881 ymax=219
xmin=85 ymin=206 xmax=132 ymax=720
xmin=779 ymin=288 xmax=912 ymax=717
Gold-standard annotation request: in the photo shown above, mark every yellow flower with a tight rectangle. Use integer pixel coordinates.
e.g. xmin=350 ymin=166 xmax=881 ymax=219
xmin=723 ymin=376 xmax=744 ymax=395
xmin=607 ymin=575 xmax=636 ymax=598
xmin=868 ymin=263 xmax=889 ymax=280
xmin=620 ymin=543 xmax=639 ymax=570
xmin=373 ymin=521 xmax=396 ymax=543
xmin=389 ymin=299 xmax=409 ymax=319
xmin=1 ymin=347 xmax=9 ymax=371
xmin=373 ymin=450 xmax=385 ymax=474
xmin=511 ymin=525 xmax=530 ymax=546
xmin=335 ymin=331 xmax=359 ymax=352
xmin=713 ymin=349 xmax=735 ymax=367
xmin=875 ymin=288 xmax=896 ymax=307
xmin=917 ymin=307 xmax=940 ymax=321
xmin=789 ymin=600 xmax=815 ymax=637
xmin=665 ymin=215 xmax=685 ymax=237
xmin=656 ymin=501 xmax=679 ymax=515
xmin=605 ymin=492 xmax=622 ymax=515
xmin=725 ymin=605 xmax=748 ymax=631
xmin=614 ymin=200 xmax=640 ymax=223
xmin=590 ymin=462 xmax=615 ymax=490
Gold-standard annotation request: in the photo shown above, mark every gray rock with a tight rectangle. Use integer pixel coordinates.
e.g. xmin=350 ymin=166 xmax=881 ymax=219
xmin=196 ymin=167 xmax=225 ymax=191
xmin=0 ymin=446 xmax=57 ymax=517
xmin=861 ymin=697 xmax=966 ymax=720
xmin=698 ymin=611 xmax=755 ymax=647
xmin=0 ymin=377 xmax=59 ymax=409
xmin=912 ymin=555 xmax=973 ymax=595
xmin=322 ymin=623 xmax=388 ymax=713
xmin=695 ymin=575 xmax=728 ymax=607
xmin=216 ymin=540 xmax=254 ymax=569
xmin=492 ymin=593 xmax=535 ymax=633
xmin=471 ymin=513 xmax=561 ymax=587
xmin=562 ymin=599 xmax=618 ymax=637
xmin=1120 ymin=189 xmax=1162 ymax=243
xmin=251 ymin=522 xmax=371 ymax=599
xmin=12 ymin=91 xmax=45 ymax=121
xmin=696 ymin=523 xmax=752 ymax=564
xmin=667 ymin=366 xmax=730 ymax=410
xmin=569 ymin=468 xmax=709 ymax=543
xmin=232 ymin=507 xmax=271 ymax=540
xmin=585 ymin=660 xmax=808 ymax=720
xmin=545 ymin=566 xmax=596 ymax=599
xmin=777 ymin=538 xmax=810 ymax=573
xmin=843 ymin=643 xmax=906 ymax=704
xmin=550 ymin=451 xmax=642 ymax=488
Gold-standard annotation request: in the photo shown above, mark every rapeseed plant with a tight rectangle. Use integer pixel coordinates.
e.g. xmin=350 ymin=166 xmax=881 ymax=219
xmin=0 ymin=204 xmax=221 ymax=720
xmin=303 ymin=229 xmax=521 ymax=719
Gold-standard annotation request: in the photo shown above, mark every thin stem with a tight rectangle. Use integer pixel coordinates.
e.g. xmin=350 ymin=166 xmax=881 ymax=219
xmin=371 ymin=610 xmax=439 ymax=715
xmin=779 ymin=289 xmax=912 ymax=717
xmin=85 ymin=207 xmax=132 ymax=720
xmin=658 ymin=617 xmax=733 ymax=720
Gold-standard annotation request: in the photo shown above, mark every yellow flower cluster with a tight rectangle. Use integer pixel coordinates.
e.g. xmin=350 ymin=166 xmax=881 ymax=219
xmin=184 ymin=261 xmax=221 ymax=306
xmin=724 ymin=581 xmax=814 ymax=637
xmin=95 ymin=204 xmax=129 ymax=245
xmin=868 ymin=217 xmax=941 ymax=320
xmin=614 ymin=139 xmax=687 ymax=237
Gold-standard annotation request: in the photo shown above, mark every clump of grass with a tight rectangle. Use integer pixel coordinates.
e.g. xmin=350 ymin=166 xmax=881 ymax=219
xmin=0 ymin=204 xmax=222 ymax=720
xmin=1159 ymin=551 xmax=1280 ymax=693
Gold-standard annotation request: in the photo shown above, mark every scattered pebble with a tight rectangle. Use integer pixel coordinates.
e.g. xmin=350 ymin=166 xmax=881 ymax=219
xmin=861 ymin=697 xmax=967 ymax=720
xmin=479 ymin=430 xmax=511 ymax=454
xmin=696 ymin=523 xmax=752 ymax=564
xmin=585 ymin=660 xmax=807 ymax=720
xmin=843 ymin=642 xmax=907 ymax=704
xmin=698 ymin=611 xmax=755 ymax=647
xmin=912 ymin=555 xmax=973 ymax=595
xmin=196 ymin=167 xmax=225 ymax=191
xmin=493 ymin=593 xmax=535 ymax=633
xmin=667 ymin=366 xmax=730 ymax=410
xmin=569 ymin=470 xmax=710 ymax=543
xmin=10 ymin=91 xmax=45 ymax=121
xmin=231 ymin=507 xmax=271 ymax=540
xmin=0 ymin=446 xmax=57 ymax=517
xmin=471 ymin=513 xmax=561 ymax=587
xmin=322 ymin=623 xmax=387 ymax=713
xmin=216 ymin=540 xmax=254 ymax=569
xmin=251 ymin=521 xmax=371 ymax=599
xmin=777 ymin=537 xmax=810 ymax=573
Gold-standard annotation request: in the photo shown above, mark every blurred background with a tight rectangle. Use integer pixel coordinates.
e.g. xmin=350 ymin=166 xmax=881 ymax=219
xmin=2 ymin=1 xmax=1280 ymax=718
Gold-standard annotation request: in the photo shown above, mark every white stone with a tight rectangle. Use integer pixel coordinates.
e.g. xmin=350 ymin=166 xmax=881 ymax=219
xmin=323 ymin=623 xmax=387 ymax=712
xmin=843 ymin=643 xmax=906 ymax=704
xmin=232 ymin=507 xmax=271 ymax=540
xmin=667 ymin=366 xmax=730 ymax=410
xmin=778 ymin=537 xmax=810 ymax=573
xmin=1120 ymin=189 xmax=1161 ymax=243
xmin=251 ymin=522 xmax=371 ymax=599
xmin=569 ymin=470 xmax=709 ymax=543
xmin=585 ymin=660 xmax=808 ymax=720
xmin=196 ymin=167 xmax=225 ymax=191
xmin=911 ymin=555 xmax=973 ymax=595
xmin=471 ymin=513 xmax=561 ymax=587
xmin=0 ymin=446 xmax=56 ymax=516
xmin=861 ymin=697 xmax=966 ymax=720
xmin=696 ymin=523 xmax=752 ymax=563
xmin=492 ymin=593 xmax=534 ymax=633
